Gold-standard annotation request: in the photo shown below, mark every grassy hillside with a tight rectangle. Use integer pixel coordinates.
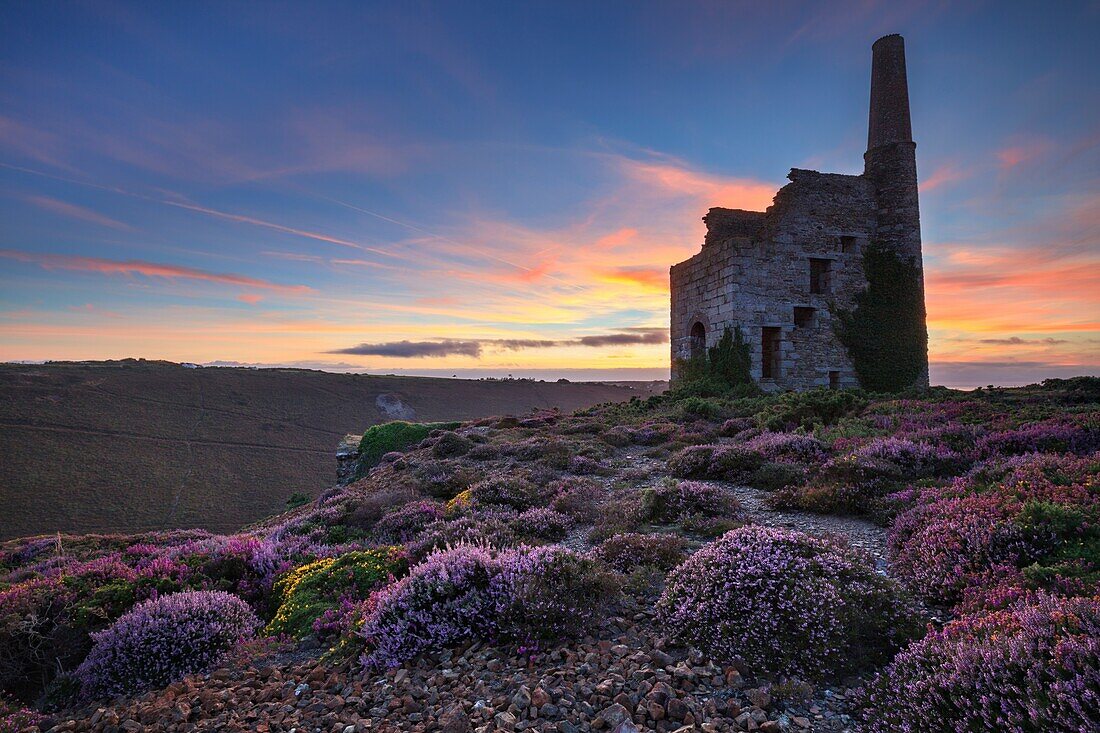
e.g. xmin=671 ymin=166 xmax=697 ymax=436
xmin=0 ymin=360 xmax=656 ymax=539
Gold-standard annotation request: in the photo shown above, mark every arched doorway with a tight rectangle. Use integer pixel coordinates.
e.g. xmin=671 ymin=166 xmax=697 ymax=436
xmin=690 ymin=322 xmax=706 ymax=359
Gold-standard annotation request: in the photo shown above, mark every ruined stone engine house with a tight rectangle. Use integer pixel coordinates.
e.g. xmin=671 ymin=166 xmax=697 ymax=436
xmin=670 ymin=35 xmax=929 ymax=391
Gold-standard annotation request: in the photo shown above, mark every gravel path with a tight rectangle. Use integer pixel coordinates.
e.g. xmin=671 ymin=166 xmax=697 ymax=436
xmin=614 ymin=448 xmax=890 ymax=572
xmin=723 ymin=483 xmax=889 ymax=572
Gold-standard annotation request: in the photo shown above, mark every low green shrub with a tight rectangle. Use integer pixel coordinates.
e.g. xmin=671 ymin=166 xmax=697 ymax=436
xmin=356 ymin=421 xmax=461 ymax=477
xmin=754 ymin=389 xmax=867 ymax=431
xmin=265 ymin=549 xmax=407 ymax=639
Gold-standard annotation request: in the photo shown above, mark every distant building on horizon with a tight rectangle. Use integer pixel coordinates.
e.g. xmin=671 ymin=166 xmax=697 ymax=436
xmin=670 ymin=34 xmax=929 ymax=391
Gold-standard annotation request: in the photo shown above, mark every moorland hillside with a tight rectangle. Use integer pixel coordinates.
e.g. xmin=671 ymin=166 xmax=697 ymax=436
xmin=1 ymin=377 xmax=1096 ymax=731
xmin=0 ymin=360 xmax=656 ymax=539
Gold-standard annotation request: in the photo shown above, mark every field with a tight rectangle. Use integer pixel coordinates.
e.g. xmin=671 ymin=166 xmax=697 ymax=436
xmin=0 ymin=360 xmax=656 ymax=539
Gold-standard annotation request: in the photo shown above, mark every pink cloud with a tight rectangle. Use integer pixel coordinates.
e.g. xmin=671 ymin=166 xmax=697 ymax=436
xmin=0 ymin=249 xmax=313 ymax=294
xmin=996 ymin=138 xmax=1053 ymax=169
xmin=919 ymin=163 xmax=968 ymax=193
xmin=594 ymin=228 xmax=639 ymax=250
xmin=237 ymin=294 xmax=264 ymax=304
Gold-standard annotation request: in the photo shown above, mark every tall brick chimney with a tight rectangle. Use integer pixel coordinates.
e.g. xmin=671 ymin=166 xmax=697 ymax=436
xmin=863 ymin=33 xmax=929 ymax=387
xmin=867 ymin=34 xmax=913 ymax=149
xmin=864 ymin=34 xmax=922 ymax=267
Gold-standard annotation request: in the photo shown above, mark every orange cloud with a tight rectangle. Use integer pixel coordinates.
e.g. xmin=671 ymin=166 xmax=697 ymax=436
xmin=0 ymin=250 xmax=313 ymax=294
xmin=615 ymin=156 xmax=777 ymax=212
xmin=596 ymin=267 xmax=668 ymax=291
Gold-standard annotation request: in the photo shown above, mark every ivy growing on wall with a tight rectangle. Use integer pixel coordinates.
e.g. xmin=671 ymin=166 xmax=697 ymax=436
xmin=834 ymin=242 xmax=928 ymax=393
xmin=674 ymin=326 xmax=756 ymax=397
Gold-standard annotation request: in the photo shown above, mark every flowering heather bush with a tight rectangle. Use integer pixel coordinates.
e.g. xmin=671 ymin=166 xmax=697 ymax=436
xmin=744 ymin=432 xmax=829 ymax=464
xmin=977 ymin=417 xmax=1100 ymax=457
xmin=492 ymin=545 xmax=615 ymax=642
xmin=411 ymin=460 xmax=480 ymax=499
xmin=358 ymin=546 xmax=501 ymax=667
xmin=668 ymin=444 xmax=764 ymax=482
xmin=857 ymin=594 xmax=1100 ymax=732
xmin=642 ymin=480 xmax=741 ymax=523
xmin=0 ymin=577 xmax=77 ymax=695
xmin=846 ymin=437 xmax=961 ymax=479
xmin=359 ymin=543 xmax=608 ymax=668
xmin=511 ymin=507 xmax=574 ymax=541
xmin=264 ymin=548 xmax=406 ymax=640
xmin=890 ymin=453 xmax=1099 ymax=606
xmin=631 ymin=421 xmax=680 ymax=446
xmin=405 ymin=513 xmax=519 ymax=560
xmin=371 ymin=500 xmax=446 ymax=544
xmin=567 ymin=455 xmax=606 ymax=475
xmin=557 ymin=420 xmax=604 ymax=435
xmin=469 ymin=475 xmax=543 ymax=510
xmin=76 ymin=590 xmax=260 ymax=699
xmin=720 ymin=417 xmax=756 ymax=437
xmin=547 ymin=473 xmax=607 ymax=519
xmin=889 ymin=493 xmax=1025 ymax=604
xmin=342 ymin=486 xmax=418 ymax=529
xmin=0 ymin=695 xmax=44 ymax=731
xmin=600 ymin=425 xmax=633 ymax=447
xmin=666 ymin=444 xmax=715 ymax=477
xmin=593 ymin=532 xmax=688 ymax=572
xmin=898 ymin=422 xmax=984 ymax=453
xmin=503 ymin=437 xmax=572 ymax=468
xmin=466 ymin=442 xmax=500 ymax=461
xmin=658 ymin=527 xmax=919 ymax=679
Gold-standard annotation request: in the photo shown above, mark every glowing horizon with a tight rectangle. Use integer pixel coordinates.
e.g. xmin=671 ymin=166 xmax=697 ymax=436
xmin=1 ymin=2 xmax=1097 ymax=388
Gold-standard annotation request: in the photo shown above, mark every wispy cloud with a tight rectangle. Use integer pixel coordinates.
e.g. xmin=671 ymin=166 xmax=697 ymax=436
xmin=1 ymin=163 xmax=405 ymax=264
xmin=25 ymin=195 xmax=133 ymax=231
xmin=0 ymin=250 xmax=314 ymax=294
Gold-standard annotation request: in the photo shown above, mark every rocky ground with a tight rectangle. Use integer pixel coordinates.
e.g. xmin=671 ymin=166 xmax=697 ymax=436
xmin=44 ymin=595 xmax=861 ymax=733
xmin=39 ymin=459 xmax=880 ymax=733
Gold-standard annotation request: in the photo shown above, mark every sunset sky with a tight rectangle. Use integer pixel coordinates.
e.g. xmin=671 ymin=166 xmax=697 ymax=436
xmin=1 ymin=1 xmax=1097 ymax=387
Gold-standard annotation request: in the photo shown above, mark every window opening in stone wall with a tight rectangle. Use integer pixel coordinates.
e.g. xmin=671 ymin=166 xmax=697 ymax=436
xmin=809 ymin=258 xmax=832 ymax=294
xmin=761 ymin=327 xmax=781 ymax=379
xmin=840 ymin=236 xmax=858 ymax=253
xmin=829 ymin=370 xmax=840 ymax=389
xmin=794 ymin=307 xmax=815 ymax=328
xmin=690 ymin=322 xmax=706 ymax=359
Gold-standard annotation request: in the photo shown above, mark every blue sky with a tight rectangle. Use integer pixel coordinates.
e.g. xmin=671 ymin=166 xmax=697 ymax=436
xmin=1 ymin=0 xmax=1097 ymax=386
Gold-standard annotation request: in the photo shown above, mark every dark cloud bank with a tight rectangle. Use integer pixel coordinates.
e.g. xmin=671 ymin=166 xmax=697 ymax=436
xmin=331 ymin=328 xmax=668 ymax=358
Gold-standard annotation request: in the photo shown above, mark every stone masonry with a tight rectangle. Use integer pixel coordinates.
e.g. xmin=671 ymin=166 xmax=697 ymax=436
xmin=670 ymin=35 xmax=929 ymax=390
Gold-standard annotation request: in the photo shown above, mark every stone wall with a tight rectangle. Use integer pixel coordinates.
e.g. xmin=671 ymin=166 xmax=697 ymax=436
xmin=670 ymin=170 xmax=877 ymax=391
